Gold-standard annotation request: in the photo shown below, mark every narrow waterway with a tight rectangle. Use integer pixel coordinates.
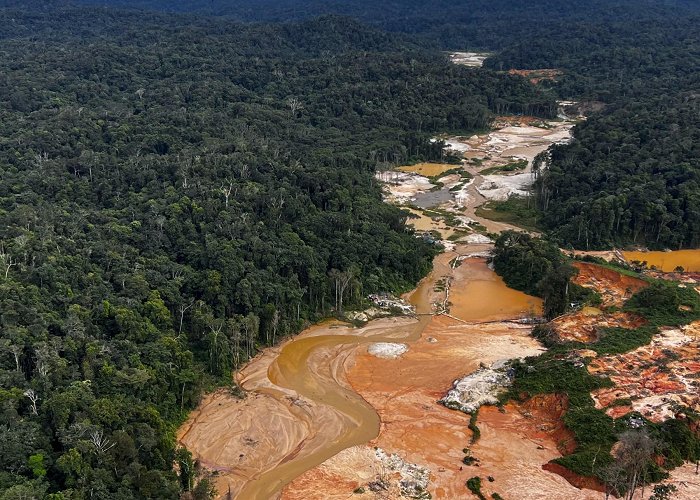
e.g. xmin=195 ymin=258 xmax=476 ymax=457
xmin=178 ymin=114 xmax=574 ymax=499
xmin=235 ymin=277 xmax=436 ymax=498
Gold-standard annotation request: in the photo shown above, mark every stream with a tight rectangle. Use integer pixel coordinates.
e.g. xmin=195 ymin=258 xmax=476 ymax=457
xmin=178 ymin=114 xmax=577 ymax=499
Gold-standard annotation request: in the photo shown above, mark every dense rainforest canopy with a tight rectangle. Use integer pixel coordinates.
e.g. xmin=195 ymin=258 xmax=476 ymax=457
xmin=1 ymin=0 xmax=699 ymax=498
xmin=66 ymin=0 xmax=700 ymax=249
xmin=0 ymin=4 xmax=555 ymax=499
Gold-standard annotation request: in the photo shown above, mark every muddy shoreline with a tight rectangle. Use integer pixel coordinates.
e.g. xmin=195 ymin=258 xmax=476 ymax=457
xmin=177 ymin=114 xmax=584 ymax=499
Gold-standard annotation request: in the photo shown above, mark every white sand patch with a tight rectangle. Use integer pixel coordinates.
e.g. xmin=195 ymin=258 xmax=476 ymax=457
xmin=439 ymin=365 xmax=511 ymax=414
xmin=629 ymin=394 xmax=688 ymax=423
xmin=444 ymin=139 xmax=471 ymax=153
xmin=367 ymin=342 xmax=409 ymax=359
xmin=454 ymin=215 xmax=476 ymax=227
xmin=441 ymin=240 xmax=457 ymax=252
xmin=476 ymin=122 xmax=575 ymax=162
xmin=448 ymin=52 xmax=489 ymax=67
xmin=653 ymin=327 xmax=693 ymax=348
xmin=376 ymin=171 xmax=434 ymax=204
xmin=465 ymin=233 xmax=493 ymax=244
xmin=478 ymin=172 xmax=535 ymax=201
xmin=374 ymin=448 xmax=431 ymax=498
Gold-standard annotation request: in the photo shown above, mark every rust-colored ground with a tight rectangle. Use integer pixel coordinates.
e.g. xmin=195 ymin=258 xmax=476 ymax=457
xmin=282 ymin=257 xmax=604 ymax=499
xmin=508 ymin=68 xmax=563 ymax=84
xmin=572 ymin=261 xmax=648 ymax=308
xmin=588 ymin=322 xmax=700 ymax=422
xmin=551 ymin=309 xmax=645 ymax=343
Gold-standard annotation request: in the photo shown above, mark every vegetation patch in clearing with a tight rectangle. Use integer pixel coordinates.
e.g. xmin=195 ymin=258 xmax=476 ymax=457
xmin=475 ymin=196 xmax=540 ymax=232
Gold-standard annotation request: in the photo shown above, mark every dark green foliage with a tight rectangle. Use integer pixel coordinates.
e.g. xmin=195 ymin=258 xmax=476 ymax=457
xmin=465 ymin=476 xmax=485 ymax=500
xmin=479 ymin=159 xmax=527 ymax=175
xmin=492 ymin=232 xmax=566 ymax=297
xmin=505 ymin=350 xmax=616 ymax=478
xmin=625 ymin=281 xmax=700 ymax=326
xmin=506 ymin=352 xmax=613 ymax=407
xmin=589 ymin=327 xmax=657 ymax=356
xmin=536 ymin=98 xmax=700 ymax=249
xmin=506 ymin=301 xmax=700 ymax=483
xmin=55 ymin=3 xmax=700 ymax=251
xmin=468 ymin=411 xmax=481 ymax=444
xmin=653 ymin=417 xmax=700 ymax=468
xmin=191 ymin=477 xmax=216 ymax=500
xmin=491 ymin=232 xmax=589 ymax=319
xmin=650 ymin=484 xmax=678 ymax=500
xmin=0 ymin=4 xmax=562 ymax=498
xmin=475 ymin=196 xmax=540 ymax=233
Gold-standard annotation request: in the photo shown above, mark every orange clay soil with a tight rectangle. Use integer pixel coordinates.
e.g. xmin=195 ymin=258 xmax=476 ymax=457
xmin=551 ymin=309 xmax=645 ymax=343
xmin=474 ymin=396 xmax=606 ymax=498
xmin=508 ymin=68 xmax=563 ymax=84
xmin=659 ymin=461 xmax=700 ymax=499
xmin=177 ymin=252 xmax=455 ymax=499
xmin=282 ymin=255 xmax=605 ymax=500
xmin=587 ymin=322 xmax=700 ymax=422
xmin=572 ymin=261 xmax=648 ymax=307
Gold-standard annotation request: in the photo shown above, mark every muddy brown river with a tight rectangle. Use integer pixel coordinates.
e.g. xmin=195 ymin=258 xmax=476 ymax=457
xmin=179 ymin=113 xmax=574 ymax=499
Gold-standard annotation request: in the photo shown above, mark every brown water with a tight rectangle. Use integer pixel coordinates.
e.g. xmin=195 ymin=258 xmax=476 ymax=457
xmin=235 ymin=257 xmax=439 ymax=499
xmin=236 ymin=257 xmax=542 ymax=499
xmin=449 ymin=259 xmax=542 ymax=321
xmin=623 ymin=250 xmax=700 ymax=272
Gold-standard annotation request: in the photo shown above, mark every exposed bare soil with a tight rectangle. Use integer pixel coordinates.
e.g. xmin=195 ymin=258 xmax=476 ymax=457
xmin=572 ymin=261 xmax=648 ymax=307
xmin=588 ymin=322 xmax=700 ymax=422
xmin=508 ymin=68 xmax=563 ymax=84
xmin=282 ymin=260 xmax=582 ymax=499
xmin=176 ymin=97 xmax=700 ymax=500
xmin=551 ymin=309 xmax=645 ymax=343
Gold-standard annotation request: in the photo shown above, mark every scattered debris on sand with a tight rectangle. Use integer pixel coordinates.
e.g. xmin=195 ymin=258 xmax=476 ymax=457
xmin=377 ymin=170 xmax=434 ymax=204
xmin=372 ymin=448 xmax=432 ymax=499
xmin=464 ymin=233 xmax=493 ymax=245
xmin=368 ymin=293 xmax=416 ymax=314
xmin=439 ymin=363 xmax=512 ymax=414
xmin=478 ymin=172 xmax=534 ymax=201
xmin=588 ymin=322 xmax=700 ymax=422
xmin=550 ymin=309 xmax=645 ymax=343
xmin=281 ymin=445 xmax=432 ymax=500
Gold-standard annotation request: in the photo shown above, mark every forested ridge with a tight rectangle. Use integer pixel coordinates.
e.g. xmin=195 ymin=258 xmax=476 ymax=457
xmin=488 ymin=15 xmax=700 ymax=249
xmin=69 ymin=0 xmax=700 ymax=249
xmin=2 ymin=1 xmax=700 ymax=498
xmin=0 ymin=5 xmax=556 ymax=499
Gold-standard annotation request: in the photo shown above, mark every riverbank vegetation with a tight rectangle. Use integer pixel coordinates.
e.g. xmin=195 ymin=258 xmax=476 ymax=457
xmin=503 ymin=259 xmax=700 ymax=496
xmin=76 ymin=2 xmax=700 ymax=250
xmin=491 ymin=232 xmax=593 ymax=319
xmin=474 ymin=197 xmax=540 ymax=233
xmin=2 ymin=1 xmax=699 ymax=498
xmin=0 ymin=3 xmax=562 ymax=499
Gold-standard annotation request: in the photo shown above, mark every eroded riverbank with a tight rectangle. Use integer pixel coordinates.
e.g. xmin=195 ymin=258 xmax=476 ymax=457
xmin=177 ymin=111 xmax=582 ymax=498
xmin=177 ymin=250 xmax=453 ymax=499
